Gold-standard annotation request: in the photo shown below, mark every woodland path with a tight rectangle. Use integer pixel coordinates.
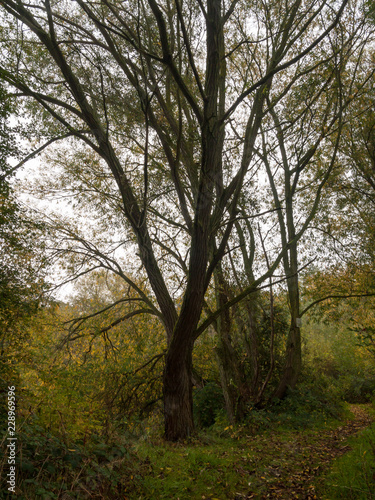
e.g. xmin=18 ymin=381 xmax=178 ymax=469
xmin=238 ymin=405 xmax=373 ymax=499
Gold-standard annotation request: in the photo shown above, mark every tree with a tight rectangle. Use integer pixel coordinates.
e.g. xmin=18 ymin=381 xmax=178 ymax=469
xmin=0 ymin=82 xmax=47 ymax=424
xmin=204 ymin=0 xmax=374 ymax=409
xmin=0 ymin=0 xmax=361 ymax=440
xmin=16 ymin=270 xmax=167 ymax=440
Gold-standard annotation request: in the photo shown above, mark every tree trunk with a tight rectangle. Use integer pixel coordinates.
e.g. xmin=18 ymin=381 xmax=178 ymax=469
xmin=161 ymin=0 xmax=226 ymax=441
xmin=272 ymin=322 xmax=301 ymax=400
xmin=214 ymin=267 xmax=250 ymax=422
xmin=215 ymin=336 xmax=247 ymax=423
xmin=163 ymin=338 xmax=194 ymax=441
xmin=273 ymin=265 xmax=301 ymax=400
xmin=241 ymin=301 xmax=260 ymax=397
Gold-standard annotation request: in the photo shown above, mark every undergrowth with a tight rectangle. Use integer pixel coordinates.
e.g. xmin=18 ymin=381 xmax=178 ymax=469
xmin=0 ymin=417 xmax=140 ymax=499
xmin=210 ymin=383 xmax=346 ymax=437
xmin=1 ymin=395 xmax=371 ymax=499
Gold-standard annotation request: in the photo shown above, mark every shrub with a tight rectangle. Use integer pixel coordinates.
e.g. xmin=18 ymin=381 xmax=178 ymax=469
xmin=0 ymin=417 xmax=137 ymax=499
xmin=193 ymin=382 xmax=225 ymax=428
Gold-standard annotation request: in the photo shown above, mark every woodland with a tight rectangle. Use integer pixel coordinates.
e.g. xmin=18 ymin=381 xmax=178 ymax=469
xmin=1 ymin=0 xmax=375 ymax=498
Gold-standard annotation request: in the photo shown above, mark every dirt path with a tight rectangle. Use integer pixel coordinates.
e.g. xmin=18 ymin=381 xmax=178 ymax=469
xmin=243 ymin=405 xmax=373 ymax=499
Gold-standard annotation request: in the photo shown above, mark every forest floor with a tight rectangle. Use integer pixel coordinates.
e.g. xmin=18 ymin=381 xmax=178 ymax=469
xmin=133 ymin=404 xmax=374 ymax=499
xmin=247 ymin=404 xmax=374 ymax=499
xmin=4 ymin=404 xmax=374 ymax=499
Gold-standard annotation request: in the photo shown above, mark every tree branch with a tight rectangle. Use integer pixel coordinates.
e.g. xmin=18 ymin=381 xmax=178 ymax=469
xmin=301 ymin=293 xmax=375 ymax=317
xmin=223 ymin=0 xmax=349 ymax=121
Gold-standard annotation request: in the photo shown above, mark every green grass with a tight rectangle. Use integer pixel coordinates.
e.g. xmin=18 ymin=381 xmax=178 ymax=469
xmin=317 ymin=423 xmax=375 ymax=499
xmin=129 ymin=415 xmax=342 ymax=500
xmin=132 ymin=436 xmax=256 ymax=499
xmin=3 ymin=403 xmax=373 ymax=499
xmin=128 ymin=403 xmax=371 ymax=500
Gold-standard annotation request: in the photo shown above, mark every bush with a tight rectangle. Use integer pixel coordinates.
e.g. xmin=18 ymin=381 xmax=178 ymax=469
xmin=193 ymin=382 xmax=225 ymax=428
xmin=243 ymin=383 xmax=345 ymax=432
xmin=303 ymin=320 xmax=375 ymax=405
xmin=0 ymin=417 xmax=138 ymax=499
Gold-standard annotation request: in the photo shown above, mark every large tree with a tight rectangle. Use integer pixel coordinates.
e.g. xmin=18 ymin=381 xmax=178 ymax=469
xmin=0 ymin=0 xmax=365 ymax=439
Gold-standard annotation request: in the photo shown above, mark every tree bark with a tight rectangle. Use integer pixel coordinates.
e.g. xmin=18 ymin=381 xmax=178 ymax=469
xmin=273 ymin=250 xmax=302 ymax=399
xmin=214 ymin=266 xmax=250 ymax=421
xmin=272 ymin=321 xmax=301 ymax=399
xmin=215 ymin=337 xmax=241 ymax=424
xmin=163 ymin=334 xmax=194 ymax=441
xmin=162 ymin=0 xmax=226 ymax=440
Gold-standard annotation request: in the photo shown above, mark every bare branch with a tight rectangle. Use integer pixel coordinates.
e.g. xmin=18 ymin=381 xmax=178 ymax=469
xmin=301 ymin=293 xmax=375 ymax=317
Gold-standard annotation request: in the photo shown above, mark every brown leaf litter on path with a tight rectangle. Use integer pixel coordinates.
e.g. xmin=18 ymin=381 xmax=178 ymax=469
xmin=240 ymin=405 xmax=373 ymax=500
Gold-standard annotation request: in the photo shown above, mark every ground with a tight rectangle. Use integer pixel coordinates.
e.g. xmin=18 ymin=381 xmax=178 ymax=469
xmin=133 ymin=404 xmax=374 ymax=500
xmin=241 ymin=405 xmax=373 ymax=499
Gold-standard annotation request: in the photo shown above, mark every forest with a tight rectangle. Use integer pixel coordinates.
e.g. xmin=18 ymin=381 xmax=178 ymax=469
xmin=0 ymin=0 xmax=375 ymax=498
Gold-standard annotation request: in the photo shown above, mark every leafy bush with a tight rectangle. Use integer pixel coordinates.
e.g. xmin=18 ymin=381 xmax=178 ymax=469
xmin=303 ymin=320 xmax=375 ymax=405
xmin=193 ymin=382 xmax=225 ymax=428
xmin=242 ymin=384 xmax=345 ymax=432
xmin=0 ymin=417 xmax=138 ymax=499
xmin=341 ymin=376 xmax=375 ymax=404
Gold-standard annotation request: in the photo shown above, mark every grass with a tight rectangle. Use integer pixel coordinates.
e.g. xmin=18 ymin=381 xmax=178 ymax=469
xmin=128 ymin=415 xmax=346 ymax=499
xmin=128 ymin=403 xmax=374 ymax=500
xmin=132 ymin=436 xmax=256 ymax=499
xmin=316 ymin=421 xmax=375 ymax=499
xmin=2 ymin=403 xmax=373 ymax=499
